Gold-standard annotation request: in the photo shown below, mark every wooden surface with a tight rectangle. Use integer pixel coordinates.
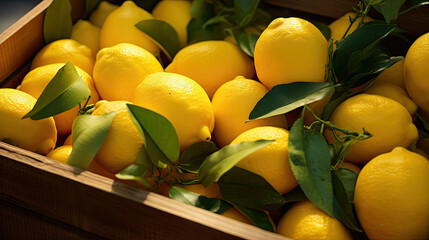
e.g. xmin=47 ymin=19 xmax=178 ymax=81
xmin=264 ymin=0 xmax=429 ymax=37
xmin=0 ymin=0 xmax=52 ymax=85
xmin=0 ymin=141 xmax=290 ymax=240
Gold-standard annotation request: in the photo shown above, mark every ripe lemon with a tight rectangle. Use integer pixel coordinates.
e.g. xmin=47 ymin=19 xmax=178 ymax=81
xmin=165 ymin=40 xmax=255 ymax=98
xmin=364 ymin=82 xmax=418 ymax=115
xmin=0 ymin=88 xmax=56 ymax=155
xmin=230 ymin=126 xmax=297 ymax=195
xmin=326 ymin=94 xmax=418 ymax=164
xmin=354 ymin=147 xmax=429 ymax=240
xmin=329 ymin=12 xmax=373 ymax=44
xmin=63 ymin=134 xmax=73 ymax=145
xmin=31 ymin=39 xmax=94 ymax=76
xmin=47 ymin=145 xmax=116 ymax=179
xmin=99 ymin=1 xmax=159 ymax=54
xmin=404 ymin=32 xmax=429 ymax=112
xmin=375 ymin=58 xmax=405 ymax=89
xmin=18 ymin=63 xmax=100 ymax=135
xmin=133 ymin=72 xmax=214 ymax=151
xmin=211 ymin=76 xmax=287 ymax=147
xmin=91 ymin=100 xmax=144 ymax=174
xmin=254 ymin=17 xmax=328 ymax=89
xmin=88 ymin=1 xmax=118 ymax=27
xmin=71 ymin=20 xmax=100 ymax=55
xmin=152 ymin=0 xmax=191 ymax=47
xmin=277 ymin=200 xmax=352 ymax=240
xmin=93 ymin=43 xmax=163 ymax=101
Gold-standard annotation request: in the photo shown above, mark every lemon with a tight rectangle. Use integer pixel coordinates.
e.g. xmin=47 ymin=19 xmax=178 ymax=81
xmin=211 ymin=76 xmax=287 ymax=147
xmin=99 ymin=1 xmax=159 ymax=54
xmin=63 ymin=134 xmax=73 ymax=145
xmin=326 ymin=94 xmax=418 ymax=164
xmin=31 ymin=39 xmax=94 ymax=76
xmin=340 ymin=162 xmax=361 ymax=173
xmin=93 ymin=43 xmax=163 ymax=101
xmin=404 ymin=32 xmax=429 ymax=112
xmin=47 ymin=145 xmax=116 ymax=179
xmin=71 ymin=20 xmax=100 ymax=55
xmin=152 ymin=0 xmax=191 ymax=47
xmin=133 ymin=72 xmax=214 ymax=151
xmin=254 ymin=17 xmax=328 ymax=89
xmin=230 ymin=126 xmax=297 ymax=195
xmin=375 ymin=58 xmax=405 ymax=89
xmin=91 ymin=100 xmax=144 ymax=174
xmin=354 ymin=147 xmax=429 ymax=240
xmin=364 ymin=82 xmax=418 ymax=115
xmin=277 ymin=200 xmax=352 ymax=240
xmin=18 ymin=63 xmax=100 ymax=135
xmin=0 ymin=88 xmax=56 ymax=155
xmin=88 ymin=1 xmax=118 ymax=27
xmin=329 ymin=12 xmax=373 ymax=44
xmin=165 ymin=40 xmax=255 ymax=98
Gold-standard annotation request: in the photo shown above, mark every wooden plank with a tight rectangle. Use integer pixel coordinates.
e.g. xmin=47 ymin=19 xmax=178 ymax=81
xmin=0 ymin=200 xmax=105 ymax=240
xmin=0 ymin=142 xmax=290 ymax=240
xmin=264 ymin=0 xmax=429 ymax=37
xmin=0 ymin=0 xmax=52 ymax=84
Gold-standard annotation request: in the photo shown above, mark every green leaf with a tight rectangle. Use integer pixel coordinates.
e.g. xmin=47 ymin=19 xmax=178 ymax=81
xmin=190 ymin=0 xmax=211 ymax=19
xmin=199 ymin=140 xmax=274 ymax=187
xmin=320 ymin=90 xmax=348 ymax=121
xmin=249 ymin=82 xmax=335 ymax=121
xmin=230 ymin=29 xmax=258 ymax=57
xmin=135 ymin=19 xmax=181 ymax=60
xmin=372 ymin=0 xmax=406 ymax=23
xmin=202 ymin=15 xmax=231 ymax=29
xmin=333 ymin=21 xmax=397 ymax=80
xmin=168 ymin=186 xmax=232 ymax=214
xmin=282 ymin=186 xmax=307 ymax=204
xmin=187 ymin=18 xmax=227 ymax=44
xmin=234 ymin=0 xmax=260 ymax=27
xmin=289 ymin=118 xmax=334 ymax=217
xmin=178 ymin=141 xmax=219 ymax=173
xmin=22 ymin=62 xmax=91 ymax=120
xmin=411 ymin=0 xmax=429 ymax=8
xmin=248 ymin=8 xmax=272 ymax=28
xmin=218 ymin=167 xmax=286 ymax=210
xmin=115 ymin=163 xmax=150 ymax=187
xmin=67 ymin=113 xmax=116 ymax=169
xmin=127 ymin=104 xmax=180 ymax=168
xmin=312 ymin=21 xmax=331 ymax=41
xmin=233 ymin=204 xmax=275 ymax=232
xmin=85 ymin=0 xmax=101 ymax=14
xmin=43 ymin=0 xmax=72 ymax=43
xmin=332 ymin=168 xmax=362 ymax=232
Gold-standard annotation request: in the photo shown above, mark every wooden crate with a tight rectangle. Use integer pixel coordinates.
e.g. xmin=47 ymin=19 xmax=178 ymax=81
xmin=1 ymin=0 xmax=428 ymax=239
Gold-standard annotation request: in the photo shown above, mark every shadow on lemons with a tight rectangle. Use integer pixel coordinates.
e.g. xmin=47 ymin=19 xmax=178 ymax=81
xmin=71 ymin=20 xmax=100 ymax=55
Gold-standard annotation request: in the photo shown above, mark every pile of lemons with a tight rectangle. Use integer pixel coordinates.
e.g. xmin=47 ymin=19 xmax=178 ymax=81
xmin=0 ymin=1 xmax=428 ymax=239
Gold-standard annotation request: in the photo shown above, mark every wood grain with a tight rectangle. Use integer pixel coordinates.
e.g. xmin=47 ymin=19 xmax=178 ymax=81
xmin=0 ymin=142 xmax=290 ymax=240
xmin=0 ymin=0 xmax=52 ymax=84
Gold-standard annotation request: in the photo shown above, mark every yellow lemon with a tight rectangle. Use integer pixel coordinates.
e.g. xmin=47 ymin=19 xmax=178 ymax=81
xmin=152 ymin=0 xmax=191 ymax=47
xmin=0 ymin=88 xmax=56 ymax=155
xmin=18 ymin=63 xmax=100 ymax=135
xmin=133 ymin=72 xmax=214 ymax=151
xmin=329 ymin=12 xmax=373 ymax=44
xmin=277 ymin=200 xmax=352 ymax=240
xmin=63 ymin=134 xmax=73 ymax=145
xmin=354 ymin=147 xmax=429 ymax=240
xmin=364 ymin=82 xmax=418 ymax=115
xmin=71 ymin=20 xmax=100 ymax=55
xmin=211 ymin=76 xmax=287 ymax=147
xmin=47 ymin=145 xmax=116 ymax=179
xmin=375 ymin=58 xmax=405 ymax=89
xmin=230 ymin=126 xmax=297 ymax=195
xmin=99 ymin=1 xmax=159 ymax=54
xmin=165 ymin=40 xmax=255 ymax=98
xmin=31 ymin=39 xmax=94 ymax=76
xmin=88 ymin=1 xmax=118 ymax=27
xmin=404 ymin=32 xmax=429 ymax=112
xmin=92 ymin=100 xmax=144 ymax=174
xmin=93 ymin=43 xmax=163 ymax=101
xmin=326 ymin=94 xmax=418 ymax=164
xmin=254 ymin=17 xmax=328 ymax=89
